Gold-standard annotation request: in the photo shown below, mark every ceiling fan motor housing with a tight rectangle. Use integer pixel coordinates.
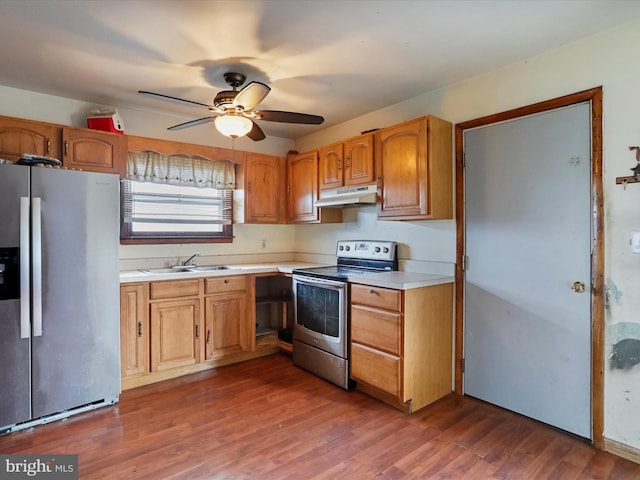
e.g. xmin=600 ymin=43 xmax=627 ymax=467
xmin=213 ymin=90 xmax=238 ymax=111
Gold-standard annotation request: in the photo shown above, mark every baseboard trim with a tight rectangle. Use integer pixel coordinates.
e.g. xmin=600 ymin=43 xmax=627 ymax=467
xmin=604 ymin=437 xmax=640 ymax=465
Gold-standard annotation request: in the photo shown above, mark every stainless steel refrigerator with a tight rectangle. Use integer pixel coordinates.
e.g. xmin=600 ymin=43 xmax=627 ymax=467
xmin=0 ymin=163 xmax=120 ymax=433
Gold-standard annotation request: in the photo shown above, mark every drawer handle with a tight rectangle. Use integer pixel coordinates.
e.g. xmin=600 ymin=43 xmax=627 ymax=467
xmin=137 ymin=321 xmax=143 ymax=337
xmin=206 ymin=329 xmax=211 ymax=344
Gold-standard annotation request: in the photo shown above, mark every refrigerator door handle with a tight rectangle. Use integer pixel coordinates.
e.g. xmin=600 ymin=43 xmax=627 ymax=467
xmin=32 ymin=197 xmax=43 ymax=337
xmin=20 ymin=197 xmax=31 ymax=339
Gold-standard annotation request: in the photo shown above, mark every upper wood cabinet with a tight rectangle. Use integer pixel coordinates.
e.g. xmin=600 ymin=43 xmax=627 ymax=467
xmin=375 ymin=116 xmax=452 ymax=220
xmin=287 ymin=151 xmax=317 ymax=222
xmin=0 ymin=115 xmax=59 ymax=161
xmin=287 ymin=151 xmax=341 ymax=224
xmin=62 ymin=126 xmax=127 ymax=176
xmin=235 ymin=152 xmax=286 ymax=224
xmin=318 ymin=133 xmax=375 ymax=190
xmin=0 ymin=115 xmax=127 ymax=176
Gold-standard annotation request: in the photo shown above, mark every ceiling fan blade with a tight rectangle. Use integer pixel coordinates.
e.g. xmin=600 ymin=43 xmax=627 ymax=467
xmin=257 ymin=110 xmax=324 ymax=125
xmin=139 ymin=90 xmax=212 ymax=109
xmin=233 ymin=82 xmax=271 ymax=111
xmin=167 ymin=116 xmax=214 ymax=131
xmin=246 ymin=121 xmax=266 ymax=141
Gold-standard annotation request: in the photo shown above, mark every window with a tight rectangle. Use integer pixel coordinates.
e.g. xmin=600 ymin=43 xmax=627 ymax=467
xmin=120 ymin=151 xmax=235 ymax=243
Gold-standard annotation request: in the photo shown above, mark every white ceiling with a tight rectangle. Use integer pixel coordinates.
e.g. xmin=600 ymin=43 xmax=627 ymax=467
xmin=1 ymin=0 xmax=639 ymax=140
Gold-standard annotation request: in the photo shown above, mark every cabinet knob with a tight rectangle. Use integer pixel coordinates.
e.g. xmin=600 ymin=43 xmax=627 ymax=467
xmin=137 ymin=321 xmax=143 ymax=337
xmin=206 ymin=330 xmax=211 ymax=344
xmin=369 ymin=289 xmax=376 ymax=295
xmin=224 ymin=279 xmax=230 ymax=284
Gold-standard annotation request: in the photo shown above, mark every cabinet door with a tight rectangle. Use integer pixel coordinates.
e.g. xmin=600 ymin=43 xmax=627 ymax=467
xmin=0 ymin=116 xmax=60 ymax=161
xmin=245 ymin=153 xmax=285 ymax=223
xmin=344 ymin=133 xmax=375 ymax=186
xmin=120 ymin=284 xmax=149 ymax=378
xmin=150 ymin=298 xmax=201 ymax=371
xmin=376 ymin=117 xmax=426 ymax=218
xmin=287 ymin=151 xmax=319 ymax=222
xmin=318 ymin=142 xmax=344 ymax=190
xmin=204 ymin=292 xmax=248 ymax=359
xmin=62 ymin=126 xmax=127 ymax=176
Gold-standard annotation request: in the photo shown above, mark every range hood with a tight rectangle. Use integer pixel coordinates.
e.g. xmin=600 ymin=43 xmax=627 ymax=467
xmin=314 ymin=183 xmax=378 ymax=208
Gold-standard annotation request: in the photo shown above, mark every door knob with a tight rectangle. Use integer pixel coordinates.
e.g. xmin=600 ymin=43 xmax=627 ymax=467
xmin=571 ymin=281 xmax=586 ymax=293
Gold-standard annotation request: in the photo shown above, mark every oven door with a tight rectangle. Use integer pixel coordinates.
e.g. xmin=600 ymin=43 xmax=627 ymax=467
xmin=292 ymin=274 xmax=348 ymax=359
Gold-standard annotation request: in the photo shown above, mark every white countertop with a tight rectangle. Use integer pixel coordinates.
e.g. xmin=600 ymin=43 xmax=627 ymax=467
xmin=348 ymin=271 xmax=454 ymax=290
xmin=119 ymin=262 xmax=327 ymax=284
xmin=121 ymin=262 xmax=454 ymax=290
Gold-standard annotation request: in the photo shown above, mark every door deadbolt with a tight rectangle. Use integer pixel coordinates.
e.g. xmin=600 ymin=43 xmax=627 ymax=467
xmin=571 ymin=281 xmax=586 ymax=293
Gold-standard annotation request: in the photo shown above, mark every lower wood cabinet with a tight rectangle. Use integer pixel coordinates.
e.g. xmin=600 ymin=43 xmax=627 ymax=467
xmin=120 ymin=274 xmax=277 ymax=390
xmin=120 ymin=283 xmax=149 ymax=378
xmin=350 ymin=282 xmax=453 ymax=413
xmin=150 ymin=298 xmax=201 ymax=371
xmin=204 ymin=276 xmax=251 ymax=359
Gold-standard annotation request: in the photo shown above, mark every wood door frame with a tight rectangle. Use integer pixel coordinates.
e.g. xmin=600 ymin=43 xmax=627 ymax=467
xmin=454 ymin=87 xmax=604 ymax=447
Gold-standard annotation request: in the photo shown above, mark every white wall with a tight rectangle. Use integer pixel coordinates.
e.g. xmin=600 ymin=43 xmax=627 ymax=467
xmin=296 ymin=19 xmax=640 ymax=451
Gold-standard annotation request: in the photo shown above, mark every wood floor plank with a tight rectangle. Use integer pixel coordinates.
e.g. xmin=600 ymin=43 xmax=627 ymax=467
xmin=0 ymin=354 xmax=638 ymax=479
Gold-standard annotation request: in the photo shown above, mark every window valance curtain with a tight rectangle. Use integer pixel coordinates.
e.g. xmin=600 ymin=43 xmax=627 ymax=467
xmin=126 ymin=150 xmax=236 ymax=189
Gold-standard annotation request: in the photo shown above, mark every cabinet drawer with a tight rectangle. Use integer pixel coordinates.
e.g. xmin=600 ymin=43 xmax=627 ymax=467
xmin=205 ymin=275 xmax=246 ymax=294
xmin=351 ymin=305 xmax=401 ymax=355
xmin=351 ymin=343 xmax=400 ymax=397
xmin=351 ymin=284 xmax=402 ymax=311
xmin=149 ymin=279 xmax=200 ymax=300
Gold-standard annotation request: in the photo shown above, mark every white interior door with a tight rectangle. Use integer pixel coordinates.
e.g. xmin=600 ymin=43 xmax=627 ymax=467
xmin=463 ymin=102 xmax=592 ymax=438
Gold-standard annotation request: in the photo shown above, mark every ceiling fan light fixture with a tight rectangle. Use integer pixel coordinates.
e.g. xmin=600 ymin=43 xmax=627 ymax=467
xmin=214 ymin=114 xmax=253 ymax=138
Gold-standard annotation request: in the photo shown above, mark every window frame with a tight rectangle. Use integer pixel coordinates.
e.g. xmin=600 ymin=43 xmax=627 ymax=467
xmin=120 ymin=180 xmax=234 ymax=245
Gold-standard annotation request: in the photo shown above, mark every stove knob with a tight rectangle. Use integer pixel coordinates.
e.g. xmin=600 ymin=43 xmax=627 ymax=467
xmin=345 ymin=246 xmax=350 ymax=251
xmin=383 ymin=247 xmax=389 ymax=253
xmin=375 ymin=247 xmax=381 ymax=253
xmin=339 ymin=246 xmax=344 ymax=251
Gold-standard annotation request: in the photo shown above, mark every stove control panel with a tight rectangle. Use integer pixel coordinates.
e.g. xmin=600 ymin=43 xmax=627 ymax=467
xmin=336 ymin=240 xmax=397 ymax=261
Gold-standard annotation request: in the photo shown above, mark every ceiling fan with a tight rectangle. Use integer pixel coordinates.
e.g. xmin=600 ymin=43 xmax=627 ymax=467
xmin=139 ymin=72 xmax=324 ymax=141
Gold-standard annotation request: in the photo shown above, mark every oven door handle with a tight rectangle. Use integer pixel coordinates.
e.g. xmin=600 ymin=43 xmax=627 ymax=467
xmin=292 ymin=275 xmax=347 ymax=288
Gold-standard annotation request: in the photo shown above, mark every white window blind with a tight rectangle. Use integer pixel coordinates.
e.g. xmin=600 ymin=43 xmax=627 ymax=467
xmin=121 ymin=180 xmax=232 ymax=230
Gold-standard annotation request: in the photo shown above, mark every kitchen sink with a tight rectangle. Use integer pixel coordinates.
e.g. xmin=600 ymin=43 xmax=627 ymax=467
xmin=139 ymin=265 xmax=231 ymax=275
xmin=139 ymin=267 xmax=191 ymax=274
xmin=185 ymin=265 xmax=230 ymax=271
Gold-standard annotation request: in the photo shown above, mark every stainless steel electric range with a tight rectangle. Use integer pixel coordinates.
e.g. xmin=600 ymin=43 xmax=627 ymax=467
xmin=291 ymin=240 xmax=398 ymax=389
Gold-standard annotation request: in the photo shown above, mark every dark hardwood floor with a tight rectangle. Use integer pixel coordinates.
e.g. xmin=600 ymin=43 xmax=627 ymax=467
xmin=1 ymin=354 xmax=638 ymax=479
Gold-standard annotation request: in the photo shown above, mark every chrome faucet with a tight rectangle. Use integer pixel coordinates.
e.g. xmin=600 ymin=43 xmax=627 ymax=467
xmin=182 ymin=253 xmax=200 ymax=266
